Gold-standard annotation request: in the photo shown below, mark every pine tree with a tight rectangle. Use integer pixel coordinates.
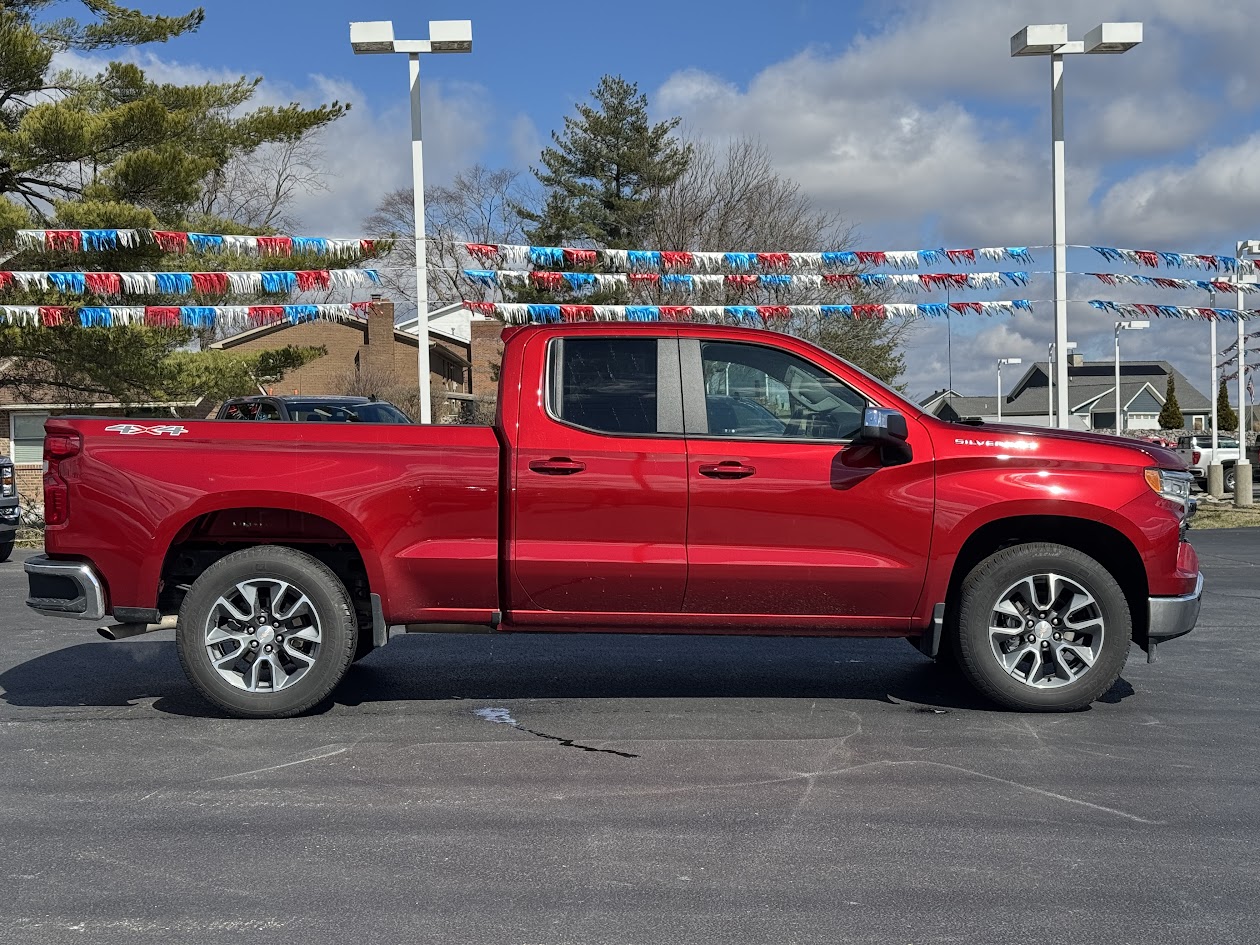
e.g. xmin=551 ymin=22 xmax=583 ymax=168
xmin=1158 ymin=375 xmax=1183 ymax=430
xmin=519 ymin=75 xmax=691 ymax=249
xmin=1216 ymin=379 xmax=1238 ymax=432
xmin=0 ymin=1 xmax=358 ymax=403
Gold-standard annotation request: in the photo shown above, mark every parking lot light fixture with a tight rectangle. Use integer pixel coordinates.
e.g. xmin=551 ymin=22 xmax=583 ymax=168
xmin=997 ymin=358 xmax=1022 ymax=423
xmin=349 ymin=19 xmax=474 ymax=423
xmin=1011 ymin=22 xmax=1143 ymax=429
xmin=1115 ymin=320 xmax=1149 ymax=434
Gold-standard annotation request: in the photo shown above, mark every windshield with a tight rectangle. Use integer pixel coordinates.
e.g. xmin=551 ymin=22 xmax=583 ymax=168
xmin=287 ymin=402 xmax=412 ymax=423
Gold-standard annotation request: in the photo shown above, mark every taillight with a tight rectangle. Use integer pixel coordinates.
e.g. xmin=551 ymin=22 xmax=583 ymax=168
xmin=1 ymin=464 xmax=13 ymax=498
xmin=43 ymin=432 xmax=81 ymax=527
xmin=1192 ymin=450 xmax=1201 ymax=465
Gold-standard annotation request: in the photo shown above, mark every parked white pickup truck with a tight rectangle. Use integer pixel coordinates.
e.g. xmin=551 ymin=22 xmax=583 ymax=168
xmin=1176 ymin=435 xmax=1242 ymax=492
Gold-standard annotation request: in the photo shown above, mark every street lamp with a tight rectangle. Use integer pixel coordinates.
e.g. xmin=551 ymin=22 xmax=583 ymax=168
xmin=350 ymin=19 xmax=474 ymax=423
xmin=1233 ymin=239 xmax=1258 ymax=506
xmin=1012 ymin=22 xmax=1143 ymax=430
xmin=1047 ymin=340 xmax=1076 ymax=427
xmin=1114 ymin=320 xmax=1149 ymax=434
xmin=997 ymin=358 xmax=1022 ymax=423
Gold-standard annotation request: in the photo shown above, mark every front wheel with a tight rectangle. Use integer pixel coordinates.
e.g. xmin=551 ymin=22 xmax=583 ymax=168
xmin=176 ymin=545 xmax=358 ymax=718
xmin=0 ymin=537 xmax=13 ymax=563
xmin=954 ymin=543 xmax=1131 ymax=711
xmin=1224 ymin=466 xmax=1236 ymax=493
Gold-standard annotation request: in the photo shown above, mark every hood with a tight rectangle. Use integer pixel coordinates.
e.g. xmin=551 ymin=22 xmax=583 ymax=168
xmin=942 ymin=420 xmax=1186 ymax=469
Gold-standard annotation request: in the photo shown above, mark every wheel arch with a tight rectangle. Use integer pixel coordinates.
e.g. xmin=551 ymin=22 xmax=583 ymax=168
xmin=943 ymin=515 xmax=1149 ymax=646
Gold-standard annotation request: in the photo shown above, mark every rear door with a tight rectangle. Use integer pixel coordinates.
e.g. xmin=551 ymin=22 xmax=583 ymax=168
xmin=681 ymin=337 xmax=934 ymax=623
xmin=510 ymin=332 xmax=688 ymax=619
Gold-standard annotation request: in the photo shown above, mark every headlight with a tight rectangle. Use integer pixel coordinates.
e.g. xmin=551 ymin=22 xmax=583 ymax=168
xmin=1145 ymin=467 xmax=1195 ymax=517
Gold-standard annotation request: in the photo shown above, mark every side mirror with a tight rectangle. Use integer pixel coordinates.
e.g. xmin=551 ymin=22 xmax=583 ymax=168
xmin=856 ymin=407 xmax=912 ymax=465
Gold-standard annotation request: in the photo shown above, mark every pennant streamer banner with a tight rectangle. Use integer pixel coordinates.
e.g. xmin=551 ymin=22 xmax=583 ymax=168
xmin=461 ymin=269 xmax=1032 ymax=293
xmin=0 ymin=302 xmax=372 ymax=329
xmin=462 ymin=300 xmax=1034 ymax=325
xmin=1086 ymin=300 xmax=1259 ymax=321
xmin=1088 ymin=246 xmax=1252 ymax=273
xmin=458 ymin=243 xmax=1035 ymax=271
xmin=14 ymin=229 xmax=378 ymax=258
xmin=1088 ymin=273 xmax=1260 ymax=294
xmin=0 ymin=269 xmax=380 ymax=296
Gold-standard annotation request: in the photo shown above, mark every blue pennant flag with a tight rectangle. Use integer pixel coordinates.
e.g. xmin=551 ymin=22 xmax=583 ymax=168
xmin=1219 ymin=256 xmax=1238 ymax=272
xmin=627 ymin=251 xmax=661 ymax=270
xmin=286 ymin=305 xmax=319 ymax=324
xmin=724 ymin=253 xmax=756 ymax=270
xmin=822 ymin=252 xmax=857 ymax=268
xmin=918 ymin=249 xmax=948 ymax=266
xmin=80 ymin=230 xmax=119 ymax=251
xmin=260 ymin=271 xmax=297 ymax=293
xmin=724 ymin=306 xmax=757 ymax=320
xmin=292 ymin=237 xmax=328 ymax=255
xmin=1088 ymin=300 xmax=1113 ymax=312
xmin=820 ymin=305 xmax=853 ymax=318
xmin=625 ymin=306 xmax=659 ymax=322
xmin=180 ymin=306 xmax=218 ymax=327
xmin=760 ymin=274 xmax=792 ymax=287
xmin=155 ymin=272 xmax=194 ymax=294
xmin=1012 ymin=300 xmax=1033 ymax=313
xmin=563 ymin=272 xmax=596 ymax=290
xmin=529 ymin=247 xmax=565 ymax=267
xmin=1006 ymin=247 xmax=1032 ymax=263
xmin=48 ymin=272 xmax=86 ymax=294
xmin=858 ymin=274 xmax=887 ymax=287
xmin=187 ymin=233 xmax=224 ymax=252
xmin=77 ymin=306 xmax=113 ymax=326
xmin=1003 ymin=272 xmax=1030 ymax=286
xmin=661 ymin=274 xmax=693 ymax=290
xmin=527 ymin=304 xmax=561 ymax=323
xmin=1091 ymin=246 xmax=1124 ymax=263
xmin=463 ymin=269 xmax=498 ymax=288
xmin=918 ymin=303 xmax=950 ymax=318
xmin=1214 ymin=308 xmax=1237 ymax=321
xmin=1158 ymin=252 xmax=1184 ymax=268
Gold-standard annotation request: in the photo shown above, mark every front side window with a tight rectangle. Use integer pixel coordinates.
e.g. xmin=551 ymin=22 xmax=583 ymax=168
xmin=699 ymin=341 xmax=866 ymax=440
xmin=549 ymin=337 xmax=660 ymax=435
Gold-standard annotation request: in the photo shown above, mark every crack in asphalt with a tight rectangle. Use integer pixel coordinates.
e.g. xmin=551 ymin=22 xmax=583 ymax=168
xmin=474 ymin=706 xmax=638 ymax=758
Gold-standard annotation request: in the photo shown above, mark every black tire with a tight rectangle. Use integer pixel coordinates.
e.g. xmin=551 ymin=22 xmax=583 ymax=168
xmin=177 ymin=545 xmax=358 ymax=718
xmin=1224 ymin=466 xmax=1236 ymax=493
xmin=0 ymin=538 xmax=13 ymax=563
xmin=954 ymin=542 xmax=1131 ymax=712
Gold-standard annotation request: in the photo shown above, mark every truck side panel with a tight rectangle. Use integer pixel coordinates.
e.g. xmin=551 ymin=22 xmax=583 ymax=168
xmin=43 ymin=418 xmax=501 ymax=624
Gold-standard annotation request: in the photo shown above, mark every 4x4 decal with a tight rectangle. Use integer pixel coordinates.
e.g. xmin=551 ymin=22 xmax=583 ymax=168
xmin=104 ymin=424 xmax=189 ymax=437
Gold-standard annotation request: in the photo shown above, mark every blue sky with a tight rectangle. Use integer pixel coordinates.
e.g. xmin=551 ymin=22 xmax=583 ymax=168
xmin=55 ymin=0 xmax=1260 ymax=400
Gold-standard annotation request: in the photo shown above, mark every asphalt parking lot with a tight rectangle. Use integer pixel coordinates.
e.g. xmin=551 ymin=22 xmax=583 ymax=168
xmin=2 ymin=530 xmax=1258 ymax=945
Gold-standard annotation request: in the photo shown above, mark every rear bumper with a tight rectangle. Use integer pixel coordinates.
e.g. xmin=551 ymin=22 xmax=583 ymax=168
xmin=1148 ymin=571 xmax=1203 ymax=644
xmin=24 ymin=555 xmax=107 ymax=620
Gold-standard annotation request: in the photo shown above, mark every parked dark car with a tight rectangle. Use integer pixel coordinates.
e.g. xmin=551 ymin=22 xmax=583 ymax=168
xmin=1 ymin=454 xmax=17 ymax=563
xmin=216 ymin=395 xmax=413 ymax=424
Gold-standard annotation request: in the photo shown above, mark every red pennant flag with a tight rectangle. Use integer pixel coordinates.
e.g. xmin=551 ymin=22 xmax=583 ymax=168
xmin=563 ymin=248 xmax=598 ymax=267
xmin=560 ymin=304 xmax=595 ymax=321
xmin=45 ymin=230 xmax=82 ymax=252
xmin=257 ymin=236 xmax=293 ymax=257
xmin=466 ymin=243 xmax=499 ymax=259
xmin=145 ymin=307 xmax=182 ymax=327
xmin=191 ymin=272 xmax=229 ymax=295
xmin=756 ymin=252 xmax=792 ymax=269
xmin=152 ymin=231 xmax=189 ymax=253
xmin=855 ymin=251 xmax=886 ymax=267
xmin=659 ymin=306 xmax=693 ymax=321
xmin=854 ymin=304 xmax=887 ymax=319
xmin=757 ymin=305 xmax=791 ymax=320
xmin=949 ymin=302 xmax=982 ymax=315
xmin=295 ymin=270 xmax=331 ymax=292
xmin=84 ymin=272 xmax=122 ymax=295
xmin=1133 ymin=251 xmax=1160 ymax=268
xmin=463 ymin=300 xmax=496 ymax=315
xmin=248 ymin=305 xmax=286 ymax=324
xmin=0 ymin=272 xmax=15 ymax=290
xmin=946 ymin=249 xmax=976 ymax=264
xmin=725 ymin=274 xmax=758 ymax=286
xmin=823 ymin=273 xmax=859 ymax=287
xmin=660 ymin=251 xmax=694 ymax=270
xmin=530 ymin=271 xmax=565 ymax=291
xmin=629 ymin=272 xmax=660 ymax=285
xmin=39 ymin=305 xmax=69 ymax=326
xmin=359 ymin=239 xmax=376 ymax=254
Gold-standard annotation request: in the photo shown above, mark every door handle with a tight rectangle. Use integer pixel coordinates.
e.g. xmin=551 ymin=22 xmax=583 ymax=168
xmin=529 ymin=458 xmax=587 ymax=475
xmin=698 ymin=461 xmax=756 ymax=479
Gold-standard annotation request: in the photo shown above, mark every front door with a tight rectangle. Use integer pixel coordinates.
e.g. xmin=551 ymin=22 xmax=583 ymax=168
xmin=510 ymin=333 xmax=688 ymax=619
xmin=682 ymin=338 xmax=934 ymax=623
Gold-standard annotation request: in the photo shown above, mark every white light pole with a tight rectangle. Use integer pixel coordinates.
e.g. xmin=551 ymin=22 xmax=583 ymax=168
xmin=1235 ymin=240 xmax=1258 ymax=506
xmin=1012 ymin=22 xmax=1143 ymax=430
xmin=1048 ymin=340 xmax=1076 ymax=427
xmin=997 ymin=358 xmax=1022 ymax=423
xmin=1114 ymin=320 xmax=1148 ymax=435
xmin=351 ymin=19 xmax=474 ymax=424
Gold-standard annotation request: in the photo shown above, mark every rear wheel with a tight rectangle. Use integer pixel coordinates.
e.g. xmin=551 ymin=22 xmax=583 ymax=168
xmin=954 ymin=542 xmax=1131 ymax=711
xmin=1224 ymin=465 xmax=1236 ymax=493
xmin=176 ymin=545 xmax=357 ymax=718
xmin=0 ymin=537 xmax=13 ymax=563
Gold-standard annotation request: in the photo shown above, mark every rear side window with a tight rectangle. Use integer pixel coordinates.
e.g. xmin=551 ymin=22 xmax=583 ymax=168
xmin=549 ymin=338 xmax=659 ymax=435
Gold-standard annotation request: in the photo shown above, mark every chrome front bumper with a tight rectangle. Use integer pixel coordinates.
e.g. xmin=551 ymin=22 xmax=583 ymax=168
xmin=0 ymin=504 xmax=18 ymax=536
xmin=24 ymin=555 xmax=107 ymax=620
xmin=1148 ymin=572 xmax=1204 ymax=646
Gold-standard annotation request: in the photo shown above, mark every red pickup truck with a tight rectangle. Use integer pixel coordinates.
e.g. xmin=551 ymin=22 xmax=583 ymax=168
xmin=25 ymin=323 xmax=1202 ymax=717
